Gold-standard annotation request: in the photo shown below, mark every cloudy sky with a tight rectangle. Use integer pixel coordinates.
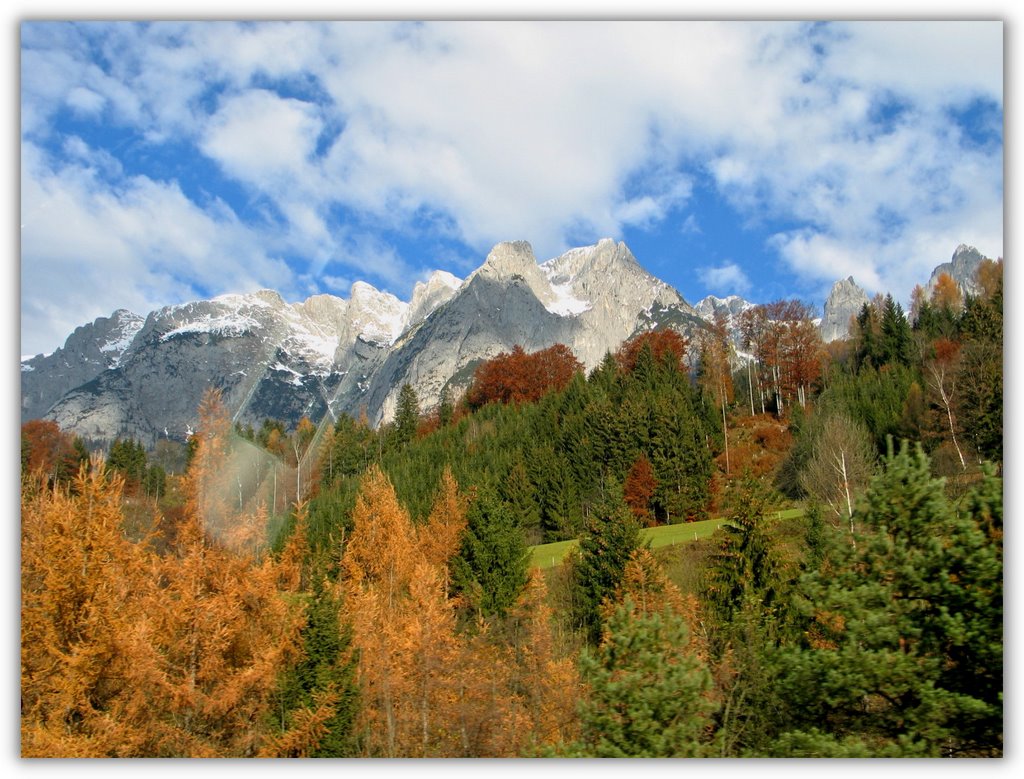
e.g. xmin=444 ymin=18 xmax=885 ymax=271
xmin=19 ymin=18 xmax=1003 ymax=357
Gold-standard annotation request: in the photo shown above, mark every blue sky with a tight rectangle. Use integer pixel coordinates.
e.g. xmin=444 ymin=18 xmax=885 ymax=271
xmin=20 ymin=19 xmax=1003 ymax=356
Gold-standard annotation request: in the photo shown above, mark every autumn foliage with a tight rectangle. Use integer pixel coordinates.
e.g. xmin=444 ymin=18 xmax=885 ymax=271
xmin=21 ymin=419 xmax=86 ymax=488
xmin=465 ymin=343 xmax=583 ymax=409
xmin=615 ymin=329 xmax=688 ymax=374
xmin=21 ymin=392 xmax=314 ymax=757
xmin=340 ymin=465 xmax=578 ymax=756
xmin=623 ymin=454 xmax=658 ymax=526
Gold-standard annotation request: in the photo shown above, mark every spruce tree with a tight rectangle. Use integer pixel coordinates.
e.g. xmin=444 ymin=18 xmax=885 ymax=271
xmin=878 ymin=294 xmax=913 ymax=367
xmin=391 ymin=383 xmax=420 ymax=449
xmin=499 ymin=455 xmax=542 ymax=544
xmin=570 ymin=483 xmax=643 ymax=644
xmin=768 ymin=442 xmax=1003 ymax=756
xmin=561 ymin=597 xmax=717 ymax=757
xmin=451 ymin=487 xmax=529 ymax=619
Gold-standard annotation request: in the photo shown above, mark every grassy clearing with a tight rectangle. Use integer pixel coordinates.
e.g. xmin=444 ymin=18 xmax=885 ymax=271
xmin=527 ymin=507 xmax=805 ymax=570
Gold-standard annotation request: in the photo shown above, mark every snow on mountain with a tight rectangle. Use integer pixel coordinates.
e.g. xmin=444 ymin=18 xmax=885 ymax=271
xmin=407 ymin=270 xmax=462 ymax=327
xmin=28 ymin=238 xmax=722 ymax=440
xmin=543 ymin=277 xmax=593 ymax=317
xmin=539 ymin=250 xmax=593 ymax=316
xmin=347 ymin=281 xmax=409 ymax=346
xmin=694 ymin=294 xmax=754 ymax=324
xmin=98 ymin=312 xmax=145 ymax=365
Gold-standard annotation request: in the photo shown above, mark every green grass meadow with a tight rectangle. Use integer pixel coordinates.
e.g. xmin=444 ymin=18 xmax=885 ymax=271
xmin=527 ymin=507 xmax=804 ymax=570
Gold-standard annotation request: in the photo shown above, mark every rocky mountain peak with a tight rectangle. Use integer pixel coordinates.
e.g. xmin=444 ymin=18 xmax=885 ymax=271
xmin=820 ymin=276 xmax=869 ymax=342
xmin=27 ymin=237 xmax=706 ymax=442
xmin=20 ymin=307 xmax=146 ymax=422
xmin=926 ymin=244 xmax=990 ymax=300
xmin=477 ymin=240 xmax=539 ymax=279
xmin=407 ymin=270 xmax=462 ymax=327
xmin=345 ymin=282 xmax=408 ymax=346
xmin=293 ymin=294 xmax=348 ymax=328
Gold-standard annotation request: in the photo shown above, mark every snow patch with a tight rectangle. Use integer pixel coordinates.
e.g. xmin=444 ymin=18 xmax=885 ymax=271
xmin=545 ymin=281 xmax=592 ymax=317
xmin=539 ymin=256 xmax=593 ymax=317
xmin=99 ymin=318 xmax=144 ymax=366
xmin=270 ymin=361 xmax=306 ymax=387
xmin=160 ymin=312 xmax=264 ymax=341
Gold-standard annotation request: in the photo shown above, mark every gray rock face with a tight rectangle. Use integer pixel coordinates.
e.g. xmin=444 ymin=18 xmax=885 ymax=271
xmin=366 ymin=239 xmax=703 ymax=425
xmin=694 ymin=295 xmax=753 ymax=322
xmin=924 ymin=244 xmax=990 ymax=300
xmin=694 ymin=294 xmax=754 ymax=349
xmin=26 ymin=238 xmax=705 ymax=442
xmin=21 ymin=309 xmax=144 ymax=422
xmin=820 ymin=276 xmax=869 ymax=342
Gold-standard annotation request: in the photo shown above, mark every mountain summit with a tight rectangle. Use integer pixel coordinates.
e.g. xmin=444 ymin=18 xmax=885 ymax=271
xmin=24 ymin=239 xmax=702 ymax=444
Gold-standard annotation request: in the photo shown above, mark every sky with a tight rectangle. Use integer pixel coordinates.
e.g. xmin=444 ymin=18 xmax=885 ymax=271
xmin=19 ymin=17 xmax=1004 ymax=357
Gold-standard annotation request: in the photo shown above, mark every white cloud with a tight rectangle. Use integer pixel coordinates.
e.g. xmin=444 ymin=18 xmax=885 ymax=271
xmin=822 ymin=22 xmax=1002 ymax=106
xmin=200 ymin=89 xmax=325 ymax=189
xmin=20 ymin=141 xmax=298 ymax=355
xmin=65 ymin=86 xmax=105 ymax=116
xmin=19 ymin=20 xmax=1003 ymax=351
xmin=698 ymin=263 xmax=752 ymax=296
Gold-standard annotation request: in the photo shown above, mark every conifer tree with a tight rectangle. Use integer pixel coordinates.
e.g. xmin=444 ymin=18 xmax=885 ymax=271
xmin=506 ymin=570 xmax=581 ymax=748
xmin=392 ymin=383 xmax=420 ymax=449
xmin=500 ymin=454 xmax=542 ymax=544
xmin=452 ymin=487 xmax=529 ymax=619
xmin=768 ymin=443 xmax=1003 ymax=756
xmin=21 ymin=461 xmax=156 ymax=756
xmin=878 ymin=294 xmax=913 ymax=367
xmin=561 ymin=596 xmax=718 ymax=757
xmin=648 ymin=392 xmax=712 ymax=522
xmin=341 ymin=465 xmax=479 ymax=756
xmin=437 ymin=385 xmax=454 ymax=428
xmin=570 ymin=484 xmax=643 ymax=644
xmin=703 ymin=475 xmax=785 ymax=646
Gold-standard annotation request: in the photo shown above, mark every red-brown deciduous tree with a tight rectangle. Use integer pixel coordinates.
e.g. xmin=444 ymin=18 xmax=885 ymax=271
xmin=616 ymin=329 xmax=688 ymax=374
xmin=623 ymin=454 xmax=658 ymax=526
xmin=465 ymin=344 xmax=582 ymax=409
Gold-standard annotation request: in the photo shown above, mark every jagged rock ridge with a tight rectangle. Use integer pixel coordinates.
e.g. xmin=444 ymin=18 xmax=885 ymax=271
xmin=24 ymin=239 xmax=984 ymax=444
xmin=27 ymin=239 xmax=703 ymax=444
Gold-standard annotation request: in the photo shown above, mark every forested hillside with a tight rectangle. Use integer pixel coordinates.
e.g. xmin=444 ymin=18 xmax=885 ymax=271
xmin=21 ymin=260 xmax=1003 ymax=757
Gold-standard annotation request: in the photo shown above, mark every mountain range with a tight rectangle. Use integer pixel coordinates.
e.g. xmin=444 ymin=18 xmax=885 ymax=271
xmin=21 ymin=239 xmax=989 ymax=446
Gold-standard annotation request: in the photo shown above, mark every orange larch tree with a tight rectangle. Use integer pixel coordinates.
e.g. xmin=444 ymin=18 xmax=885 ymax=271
xmin=22 ymin=388 xmax=317 ymax=757
xmin=341 ymin=465 xmax=461 ymax=756
xmin=21 ymin=460 xmax=158 ymax=757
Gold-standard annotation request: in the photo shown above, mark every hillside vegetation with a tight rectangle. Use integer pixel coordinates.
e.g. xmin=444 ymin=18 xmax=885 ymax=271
xmin=21 ymin=262 xmax=1003 ymax=757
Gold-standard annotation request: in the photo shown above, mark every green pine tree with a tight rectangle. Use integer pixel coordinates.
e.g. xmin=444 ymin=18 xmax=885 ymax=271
xmin=451 ymin=487 xmax=530 ymax=619
xmin=570 ymin=483 xmax=643 ymax=644
xmin=499 ymin=454 xmax=542 ymax=545
xmin=767 ymin=442 xmax=1003 ymax=756
xmin=879 ymin=294 xmax=913 ymax=367
xmin=270 ymin=560 xmax=361 ymax=757
xmin=559 ymin=596 xmax=718 ymax=757
xmin=391 ymin=383 xmax=420 ymax=449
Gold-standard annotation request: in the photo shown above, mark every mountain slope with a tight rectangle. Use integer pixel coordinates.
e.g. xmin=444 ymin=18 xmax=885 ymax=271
xmin=24 ymin=238 xmax=979 ymax=444
xmin=362 ymin=239 xmax=702 ymax=425
xmin=27 ymin=239 xmax=703 ymax=443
